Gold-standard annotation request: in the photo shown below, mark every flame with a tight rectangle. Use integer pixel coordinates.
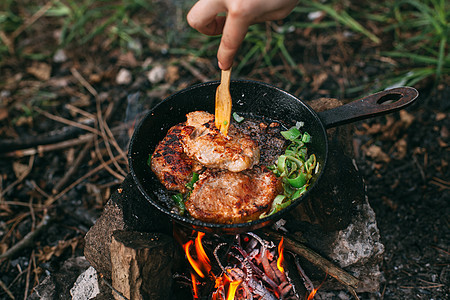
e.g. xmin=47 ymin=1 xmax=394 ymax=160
xmin=195 ymin=231 xmax=211 ymax=270
xmin=226 ymin=278 xmax=242 ymax=300
xmin=307 ymin=287 xmax=318 ymax=300
xmin=183 ymin=232 xmax=212 ymax=279
xmin=306 ymin=274 xmax=326 ymax=300
xmin=191 ymin=272 xmax=199 ymax=299
xmin=277 ymin=237 xmax=285 ymax=273
xmin=183 ymin=240 xmax=207 ymax=278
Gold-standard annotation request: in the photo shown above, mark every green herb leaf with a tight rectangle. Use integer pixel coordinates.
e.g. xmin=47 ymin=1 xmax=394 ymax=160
xmin=185 ymin=172 xmax=199 ymax=190
xmin=281 ymin=126 xmax=301 ymax=141
xmin=171 ymin=193 xmax=185 ymax=215
xmin=232 ymin=112 xmax=245 ymax=123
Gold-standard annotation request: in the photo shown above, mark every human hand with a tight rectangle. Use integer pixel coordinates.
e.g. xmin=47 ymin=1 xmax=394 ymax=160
xmin=187 ymin=0 xmax=298 ymax=70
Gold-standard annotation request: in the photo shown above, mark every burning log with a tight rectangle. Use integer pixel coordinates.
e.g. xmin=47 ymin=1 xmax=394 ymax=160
xmin=110 ymin=230 xmax=174 ymax=300
xmin=261 ymin=229 xmax=359 ymax=290
xmin=181 ymin=231 xmax=300 ymax=299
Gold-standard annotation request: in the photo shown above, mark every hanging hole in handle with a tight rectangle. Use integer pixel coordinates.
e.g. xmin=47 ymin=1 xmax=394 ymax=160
xmin=377 ymin=93 xmax=402 ymax=105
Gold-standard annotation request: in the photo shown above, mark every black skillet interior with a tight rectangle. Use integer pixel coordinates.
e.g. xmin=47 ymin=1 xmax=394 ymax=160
xmin=128 ymin=80 xmax=328 ymax=234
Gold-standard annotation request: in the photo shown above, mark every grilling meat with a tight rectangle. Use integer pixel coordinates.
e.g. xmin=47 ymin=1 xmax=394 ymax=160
xmin=180 ymin=111 xmax=260 ymax=172
xmin=185 ymin=166 xmax=282 ymax=224
xmin=150 ymin=124 xmax=202 ymax=193
xmin=151 ymin=110 xmax=284 ymax=223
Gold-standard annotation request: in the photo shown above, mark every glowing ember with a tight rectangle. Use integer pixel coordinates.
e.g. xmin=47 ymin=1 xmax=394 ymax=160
xmin=181 ymin=231 xmax=300 ymax=299
xmin=277 ymin=237 xmax=285 ymax=273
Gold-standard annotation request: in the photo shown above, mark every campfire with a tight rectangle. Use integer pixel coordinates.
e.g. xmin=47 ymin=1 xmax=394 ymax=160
xmin=179 ymin=230 xmax=306 ymax=299
xmin=83 ymin=98 xmax=385 ymax=299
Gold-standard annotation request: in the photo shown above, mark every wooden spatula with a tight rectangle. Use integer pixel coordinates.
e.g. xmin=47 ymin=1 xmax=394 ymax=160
xmin=215 ymin=68 xmax=232 ymax=136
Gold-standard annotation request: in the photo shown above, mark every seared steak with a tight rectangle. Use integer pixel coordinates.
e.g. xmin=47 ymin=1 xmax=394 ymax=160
xmin=185 ymin=166 xmax=282 ymax=224
xmin=150 ymin=124 xmax=202 ymax=193
xmin=180 ymin=111 xmax=260 ymax=172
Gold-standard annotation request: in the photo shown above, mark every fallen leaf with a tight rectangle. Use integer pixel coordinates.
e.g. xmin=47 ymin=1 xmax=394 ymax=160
xmin=399 ymin=110 xmax=415 ymax=127
xmin=36 ymin=237 xmax=81 ymax=263
xmin=311 ymin=72 xmax=328 ymax=92
xmin=13 ymin=161 xmax=31 ymax=179
xmin=0 ymin=107 xmax=8 ymax=121
xmin=364 ymin=144 xmax=390 ymax=163
xmin=27 ymin=62 xmax=51 ymax=81
xmin=0 ymin=243 xmax=8 ymax=254
xmin=440 ymin=126 xmax=449 ymax=139
xmin=382 ymin=196 xmax=398 ymax=211
xmin=361 ymin=122 xmax=383 ymax=135
xmin=165 ymin=65 xmax=180 ymax=84
xmin=392 ymin=138 xmax=408 ymax=160
xmin=438 ymin=138 xmax=448 ymax=148
xmin=117 ymin=51 xmax=138 ymax=68
xmin=436 ymin=112 xmax=446 ymax=121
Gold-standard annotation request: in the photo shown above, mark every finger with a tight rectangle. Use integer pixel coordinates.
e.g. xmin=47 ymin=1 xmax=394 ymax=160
xmin=187 ymin=0 xmax=226 ymax=36
xmin=217 ymin=15 xmax=250 ymax=70
xmin=254 ymin=4 xmax=298 ymax=24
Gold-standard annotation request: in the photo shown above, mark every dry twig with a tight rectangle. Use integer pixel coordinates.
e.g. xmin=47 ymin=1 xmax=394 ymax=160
xmin=52 ymin=140 xmax=94 ymax=194
xmin=0 ymin=279 xmax=15 ymax=300
xmin=261 ymin=229 xmax=360 ymax=290
xmin=45 ymin=154 xmax=124 ymax=207
xmin=179 ymin=60 xmax=210 ymax=82
xmin=33 ymin=106 xmax=100 ymax=136
xmin=0 ymin=155 xmax=35 ymax=201
xmin=0 ymin=214 xmax=51 ymax=261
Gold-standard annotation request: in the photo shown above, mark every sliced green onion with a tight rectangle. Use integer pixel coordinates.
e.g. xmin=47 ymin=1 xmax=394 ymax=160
xmin=259 ymin=195 xmax=290 ymax=219
xmin=305 ymin=154 xmax=316 ymax=173
xmin=147 ymin=154 xmax=152 ymax=167
xmin=232 ymin=112 xmax=245 ymax=123
xmin=291 ymin=185 xmax=308 ymax=200
xmin=287 ymin=172 xmax=308 ymax=188
xmin=277 ymin=155 xmax=287 ymax=173
xmin=281 ymin=126 xmax=301 ymax=141
xmin=302 ymin=132 xmax=311 ymax=143
xmin=185 ymin=172 xmax=199 ymax=190
xmin=266 ymin=124 xmax=317 ymax=217
xmin=171 ymin=193 xmax=185 ymax=215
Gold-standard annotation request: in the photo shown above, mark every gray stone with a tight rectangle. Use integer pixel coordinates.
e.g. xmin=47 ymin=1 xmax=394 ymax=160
xmin=147 ymin=65 xmax=166 ymax=84
xmin=116 ymin=68 xmax=132 ymax=85
xmin=70 ymin=266 xmax=100 ymax=299
xmin=29 ymin=256 xmax=91 ymax=300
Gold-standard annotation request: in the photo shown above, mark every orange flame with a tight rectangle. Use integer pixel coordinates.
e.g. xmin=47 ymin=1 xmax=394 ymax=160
xmin=226 ymin=278 xmax=242 ymax=300
xmin=191 ymin=272 xmax=199 ymax=299
xmin=195 ymin=231 xmax=211 ymax=271
xmin=277 ymin=237 xmax=285 ymax=273
xmin=307 ymin=287 xmax=318 ymax=300
xmin=183 ymin=240 xmax=207 ymax=278
xmin=306 ymin=273 xmax=326 ymax=300
xmin=183 ymin=232 xmax=212 ymax=279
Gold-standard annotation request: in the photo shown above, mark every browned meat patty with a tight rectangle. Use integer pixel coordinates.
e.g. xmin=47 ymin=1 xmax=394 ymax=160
xmin=151 ymin=124 xmax=202 ymax=193
xmin=185 ymin=166 xmax=282 ymax=224
xmin=180 ymin=111 xmax=260 ymax=172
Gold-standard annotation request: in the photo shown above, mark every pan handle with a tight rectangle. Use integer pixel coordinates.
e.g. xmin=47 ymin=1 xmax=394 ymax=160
xmin=317 ymin=87 xmax=419 ymax=129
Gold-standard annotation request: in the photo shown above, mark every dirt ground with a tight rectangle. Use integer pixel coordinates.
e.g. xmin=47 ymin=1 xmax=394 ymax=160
xmin=0 ymin=4 xmax=449 ymax=299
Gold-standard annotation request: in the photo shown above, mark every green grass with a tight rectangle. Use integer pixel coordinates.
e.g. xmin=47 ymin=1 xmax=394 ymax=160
xmin=0 ymin=0 xmax=159 ymax=59
xmin=0 ymin=0 xmax=447 ymax=93
xmin=381 ymin=0 xmax=449 ymax=87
